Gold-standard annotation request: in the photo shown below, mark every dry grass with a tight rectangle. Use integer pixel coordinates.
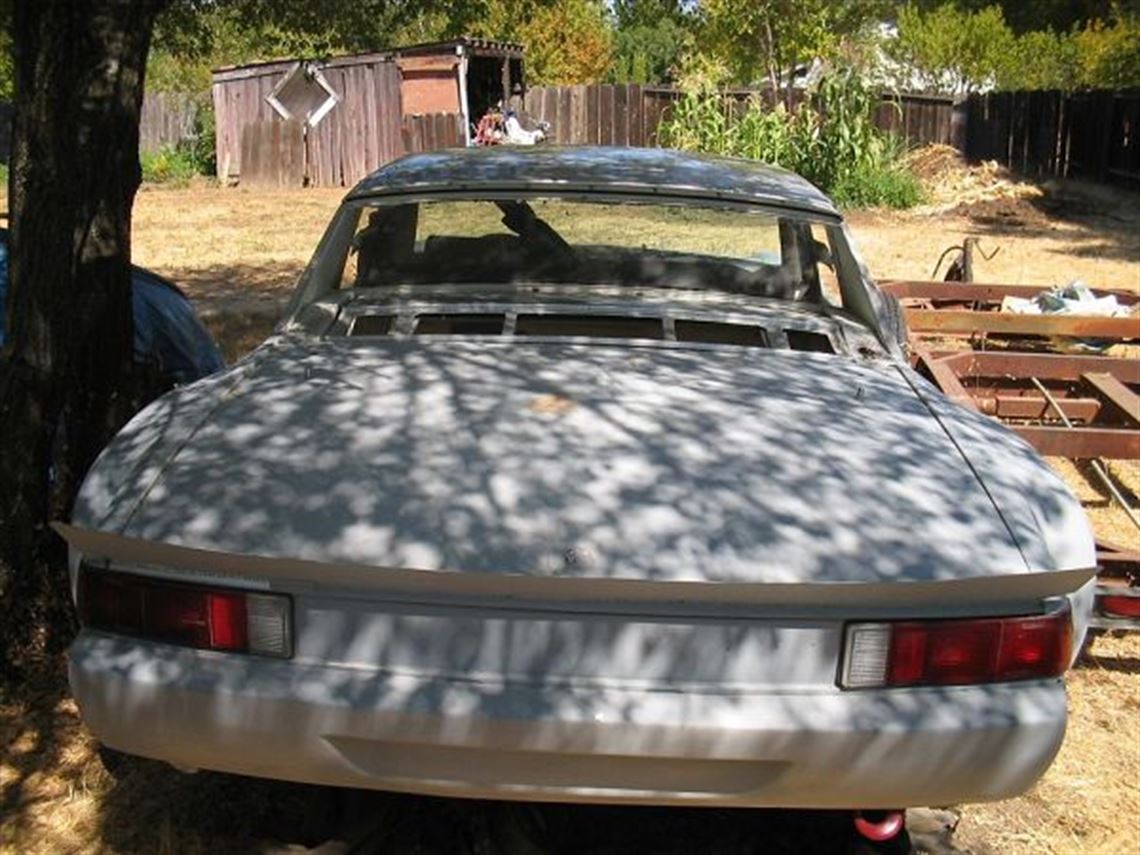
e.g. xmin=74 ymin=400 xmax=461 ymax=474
xmin=954 ymin=634 xmax=1140 ymax=855
xmin=2 ymin=168 xmax=1139 ymax=854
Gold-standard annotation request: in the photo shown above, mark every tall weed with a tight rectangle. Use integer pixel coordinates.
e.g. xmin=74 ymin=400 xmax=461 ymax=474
xmin=659 ymin=70 xmax=924 ymax=210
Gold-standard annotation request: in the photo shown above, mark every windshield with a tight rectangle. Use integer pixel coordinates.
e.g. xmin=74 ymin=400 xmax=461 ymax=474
xmin=304 ymin=196 xmax=854 ymax=307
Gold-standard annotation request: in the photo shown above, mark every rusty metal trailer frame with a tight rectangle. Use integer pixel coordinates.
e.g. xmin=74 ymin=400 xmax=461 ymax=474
xmin=911 ymin=348 xmax=1140 ymax=458
xmin=892 ymin=279 xmax=1140 ymax=630
xmin=881 ymin=279 xmax=1139 ymax=341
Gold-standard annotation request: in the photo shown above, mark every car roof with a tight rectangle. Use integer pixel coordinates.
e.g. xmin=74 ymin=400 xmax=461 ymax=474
xmin=346 ymin=146 xmax=840 ymax=219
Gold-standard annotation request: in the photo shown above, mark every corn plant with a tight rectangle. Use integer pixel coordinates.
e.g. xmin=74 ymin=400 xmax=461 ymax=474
xmin=657 ymin=68 xmax=924 ymax=209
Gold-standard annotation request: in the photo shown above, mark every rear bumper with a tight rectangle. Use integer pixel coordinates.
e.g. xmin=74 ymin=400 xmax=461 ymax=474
xmin=69 ymin=630 xmax=1067 ymax=808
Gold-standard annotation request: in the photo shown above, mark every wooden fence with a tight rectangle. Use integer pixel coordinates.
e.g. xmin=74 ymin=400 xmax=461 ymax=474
xmin=876 ymin=91 xmax=964 ymax=148
xmin=0 ymin=94 xmax=198 ymax=162
xmin=239 ymin=119 xmax=306 ymax=187
xmin=139 ymin=92 xmax=200 ymax=153
xmin=402 ymin=113 xmax=464 ymax=154
xmin=965 ymin=89 xmax=1140 ymax=185
xmin=521 ymin=84 xmax=960 ymax=150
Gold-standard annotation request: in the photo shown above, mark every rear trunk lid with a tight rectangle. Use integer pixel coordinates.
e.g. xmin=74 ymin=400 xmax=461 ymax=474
xmin=98 ymin=337 xmax=1041 ymax=592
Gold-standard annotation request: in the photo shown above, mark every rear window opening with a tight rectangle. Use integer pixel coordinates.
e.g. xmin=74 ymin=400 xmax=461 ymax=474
xmin=515 ymin=315 xmax=664 ymax=341
xmin=785 ymin=329 xmax=835 ymax=353
xmin=414 ymin=314 xmax=505 ymax=335
xmin=675 ymin=320 xmax=768 ymax=347
xmin=350 ymin=315 xmax=394 ymax=336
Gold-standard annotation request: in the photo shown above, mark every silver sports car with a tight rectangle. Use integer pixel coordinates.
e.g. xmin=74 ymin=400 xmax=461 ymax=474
xmin=61 ymin=148 xmax=1095 ymax=843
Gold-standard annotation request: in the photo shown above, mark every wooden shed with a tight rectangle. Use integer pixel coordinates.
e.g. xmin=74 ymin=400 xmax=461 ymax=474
xmin=211 ymin=38 xmax=525 ymax=187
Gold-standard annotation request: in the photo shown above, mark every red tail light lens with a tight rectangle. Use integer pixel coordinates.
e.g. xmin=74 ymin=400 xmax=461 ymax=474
xmin=78 ymin=566 xmax=290 ymax=657
xmin=842 ymin=605 xmax=1072 ymax=689
xmin=1099 ymin=594 xmax=1140 ymax=619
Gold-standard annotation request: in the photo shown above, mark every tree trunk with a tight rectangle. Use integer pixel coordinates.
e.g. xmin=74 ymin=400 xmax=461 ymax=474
xmin=0 ymin=0 xmax=167 ymax=679
xmin=762 ymin=18 xmax=780 ymax=102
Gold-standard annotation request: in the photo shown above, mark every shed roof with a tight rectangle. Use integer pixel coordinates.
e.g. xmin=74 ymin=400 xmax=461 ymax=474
xmin=212 ymin=36 xmax=524 ymax=82
xmin=346 ymin=146 xmax=839 ymax=218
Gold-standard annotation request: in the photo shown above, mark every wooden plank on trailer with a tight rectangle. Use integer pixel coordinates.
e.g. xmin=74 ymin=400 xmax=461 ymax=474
xmin=881 ymin=279 xmax=1139 ymax=306
xmin=903 ymin=308 xmax=1140 ymax=339
xmin=1083 ymin=372 xmax=1140 ymax=423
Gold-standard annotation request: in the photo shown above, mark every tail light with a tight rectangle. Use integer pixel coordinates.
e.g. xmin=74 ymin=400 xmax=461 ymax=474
xmin=1098 ymin=593 xmax=1140 ymax=619
xmin=841 ymin=604 xmax=1071 ymax=689
xmin=78 ymin=565 xmax=292 ymax=658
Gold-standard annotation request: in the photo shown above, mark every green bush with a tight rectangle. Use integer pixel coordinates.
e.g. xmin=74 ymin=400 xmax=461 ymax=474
xmin=191 ymin=101 xmax=217 ymax=177
xmin=830 ymin=162 xmax=926 ymax=210
xmin=659 ymin=69 xmax=925 ymax=210
xmin=140 ymin=145 xmax=201 ymax=185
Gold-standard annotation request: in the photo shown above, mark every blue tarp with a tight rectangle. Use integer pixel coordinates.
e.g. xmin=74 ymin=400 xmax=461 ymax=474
xmin=0 ymin=229 xmax=224 ymax=384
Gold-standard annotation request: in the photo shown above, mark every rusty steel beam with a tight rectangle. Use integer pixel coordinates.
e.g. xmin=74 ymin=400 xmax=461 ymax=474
xmin=1012 ymin=425 xmax=1140 ymax=458
xmin=903 ymin=308 xmax=1140 ymax=340
xmin=912 ymin=348 xmax=978 ymax=410
xmin=976 ymin=395 xmax=1101 ymax=421
xmin=881 ymin=279 xmax=1139 ymax=306
xmin=920 ymin=351 xmax=1140 ymax=383
xmin=1083 ymin=372 xmax=1140 ymax=424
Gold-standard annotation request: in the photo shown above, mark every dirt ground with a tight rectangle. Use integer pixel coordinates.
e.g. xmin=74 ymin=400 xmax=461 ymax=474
xmin=2 ymin=163 xmax=1139 ymax=854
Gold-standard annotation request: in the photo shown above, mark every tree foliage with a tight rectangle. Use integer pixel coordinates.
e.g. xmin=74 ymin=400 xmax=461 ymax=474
xmin=890 ymin=2 xmax=1013 ymax=91
xmin=609 ymin=0 xmax=692 ymax=84
xmin=611 ymin=18 xmax=688 ymax=84
xmin=699 ymin=0 xmax=889 ymax=96
xmin=891 ymin=2 xmax=1140 ymax=91
xmin=142 ymin=0 xmax=621 ymax=91
xmin=516 ymin=0 xmax=614 ymax=85
xmin=912 ymin=0 xmax=1139 ymax=34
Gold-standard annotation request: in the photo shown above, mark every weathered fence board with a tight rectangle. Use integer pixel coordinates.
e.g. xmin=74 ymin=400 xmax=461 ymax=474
xmin=240 ymin=119 xmax=305 ymax=186
xmin=966 ymin=88 xmax=1140 ymax=185
xmin=139 ymin=92 xmax=201 ymax=153
xmin=402 ymin=112 xmax=463 ymax=154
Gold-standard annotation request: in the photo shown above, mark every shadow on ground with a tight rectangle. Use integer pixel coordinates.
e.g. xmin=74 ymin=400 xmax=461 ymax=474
xmin=0 ymin=670 xmax=73 ymax=843
xmin=953 ymin=179 xmax=1140 ymax=267
xmin=92 ymin=760 xmax=943 ymax=855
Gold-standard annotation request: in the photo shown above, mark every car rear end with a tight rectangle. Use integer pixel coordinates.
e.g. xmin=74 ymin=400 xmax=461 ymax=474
xmin=67 ymin=548 xmax=1083 ymax=809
